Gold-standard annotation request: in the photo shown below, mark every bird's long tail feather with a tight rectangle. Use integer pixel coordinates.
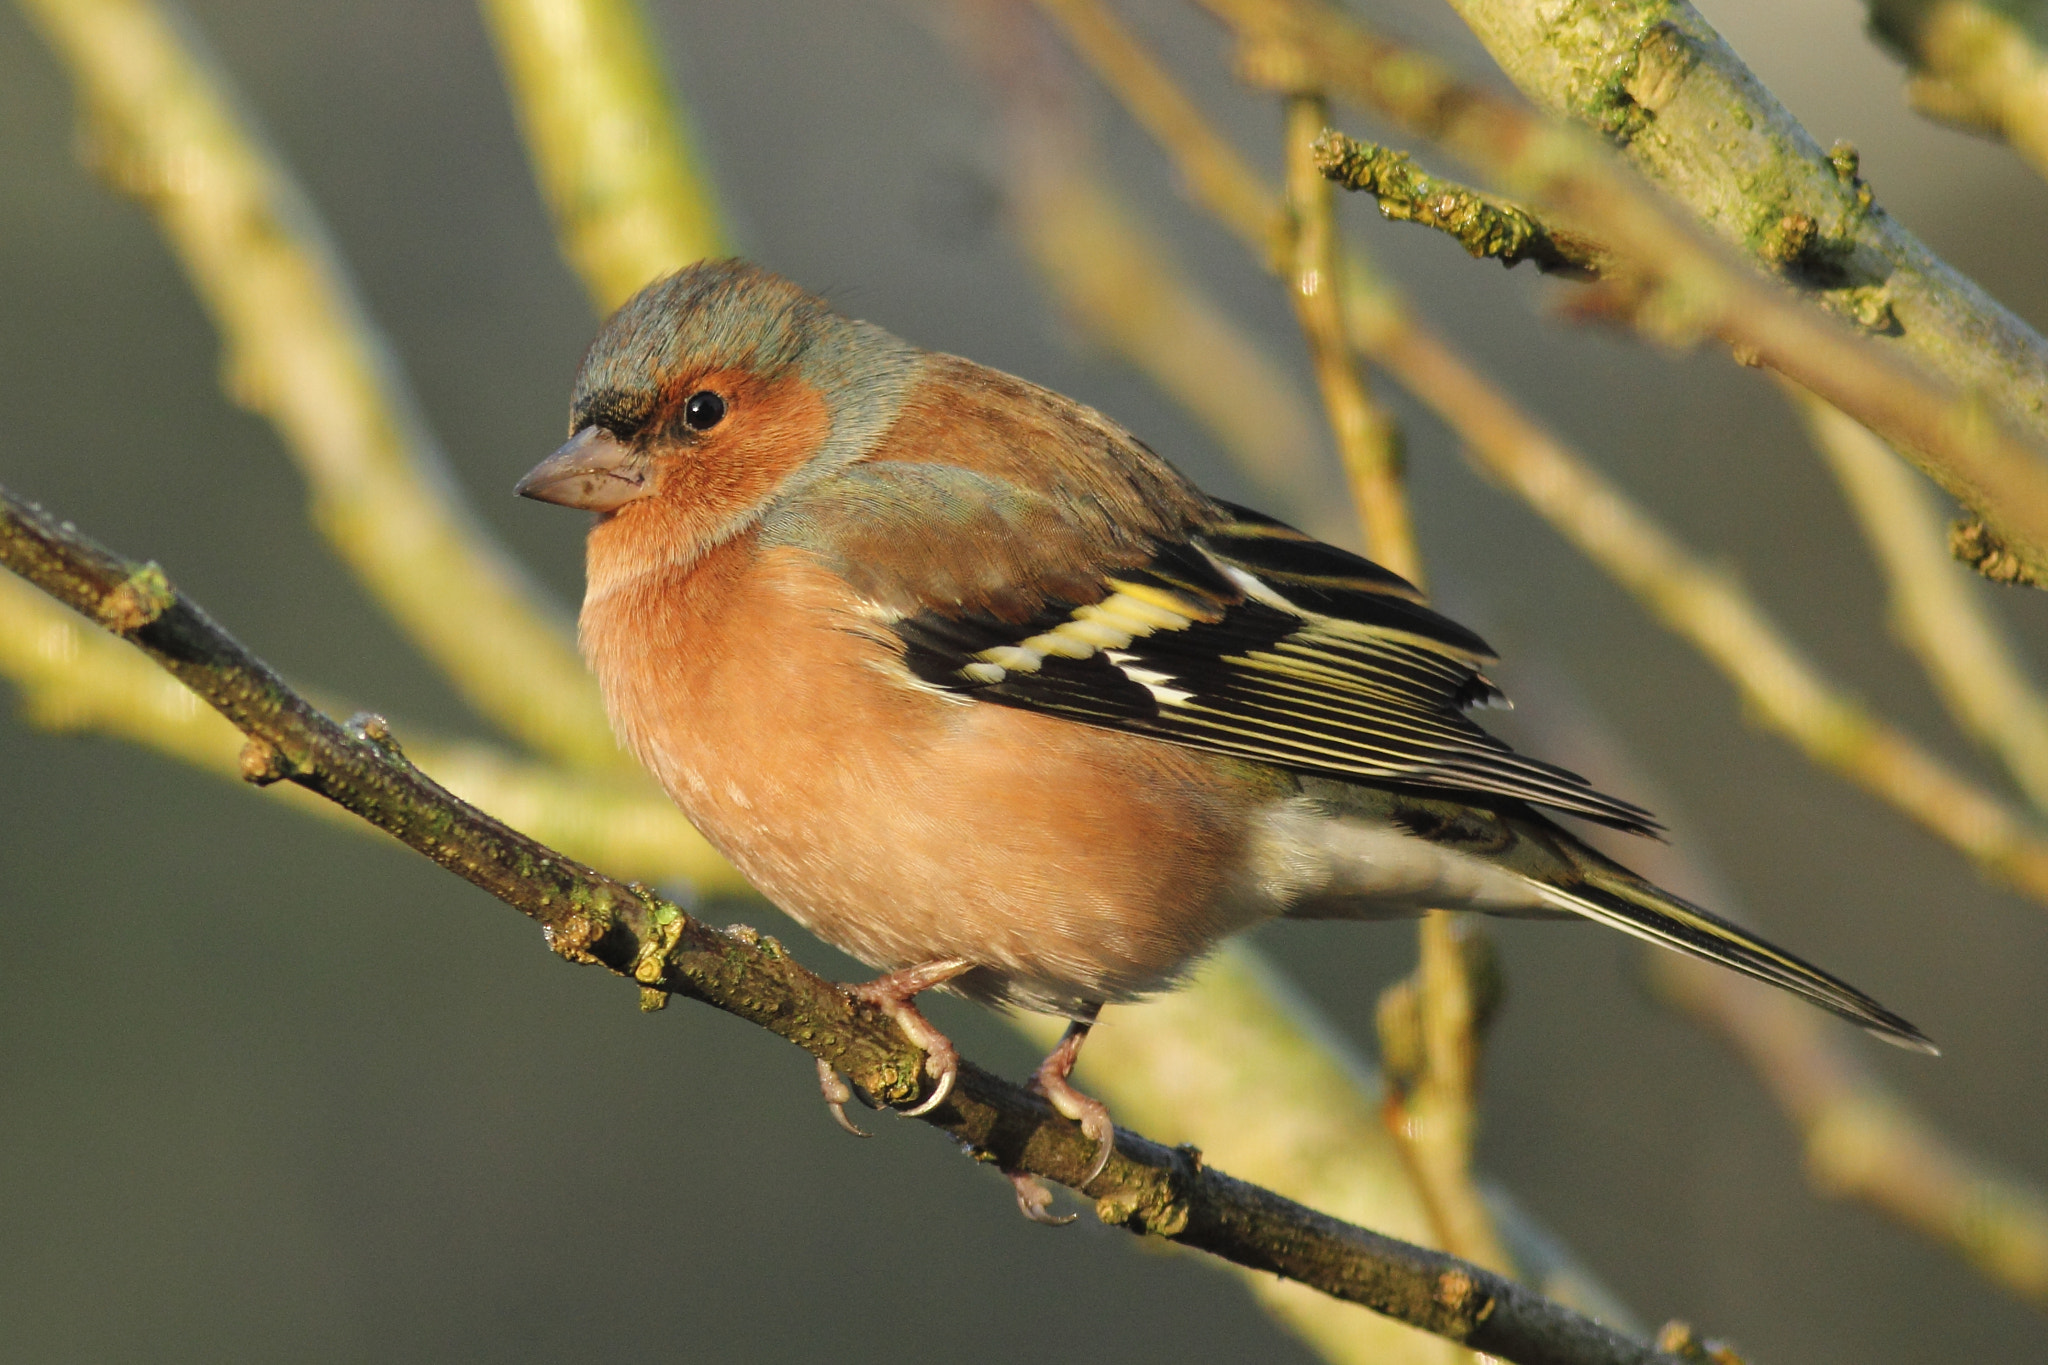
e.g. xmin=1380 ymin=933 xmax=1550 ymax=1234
xmin=1537 ymin=870 xmax=1936 ymax=1054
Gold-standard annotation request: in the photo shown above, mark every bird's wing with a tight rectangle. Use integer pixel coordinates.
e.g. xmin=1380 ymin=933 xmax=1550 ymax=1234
xmin=866 ymin=490 xmax=1660 ymax=836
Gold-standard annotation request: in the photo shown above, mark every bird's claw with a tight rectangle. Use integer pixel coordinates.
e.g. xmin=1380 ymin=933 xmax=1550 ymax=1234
xmin=899 ymin=1042 xmax=958 ymax=1116
xmin=816 ymin=1056 xmax=870 ymax=1138
xmin=1009 ymin=1172 xmax=1077 ymax=1226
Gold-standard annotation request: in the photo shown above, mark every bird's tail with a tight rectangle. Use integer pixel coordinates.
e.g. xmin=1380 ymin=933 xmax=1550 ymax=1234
xmin=1535 ymin=863 xmax=1936 ymax=1054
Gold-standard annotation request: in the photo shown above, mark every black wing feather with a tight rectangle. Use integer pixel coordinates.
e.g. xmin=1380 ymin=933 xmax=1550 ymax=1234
xmin=893 ymin=503 xmax=1661 ymax=836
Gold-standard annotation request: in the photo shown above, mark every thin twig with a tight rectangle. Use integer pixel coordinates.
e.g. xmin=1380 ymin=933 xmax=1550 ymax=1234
xmin=1032 ymin=0 xmax=1284 ymax=259
xmin=957 ymin=0 xmax=1337 ymax=536
xmin=1282 ymin=75 xmax=1507 ymax=1308
xmin=1283 ymin=94 xmax=1419 ymax=585
xmin=16 ymin=0 xmax=626 ymax=772
xmin=1794 ymin=390 xmax=2048 ymax=817
xmin=1364 ymin=317 xmax=2048 ymax=906
xmin=1036 ymin=0 xmax=2048 ymax=904
xmin=1378 ymin=915 xmax=1515 ymax=1277
xmin=0 ymin=482 xmax=1686 ymax=1365
xmin=478 ymin=0 xmax=729 ymax=311
xmin=1308 ymin=135 xmax=1603 ymax=278
xmin=1209 ymin=0 xmax=2048 ymax=589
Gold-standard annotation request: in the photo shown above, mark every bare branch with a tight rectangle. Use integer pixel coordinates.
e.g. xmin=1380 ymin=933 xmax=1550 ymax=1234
xmin=1378 ymin=915 xmax=1515 ymax=1276
xmin=0 ymin=480 xmax=1689 ymax=1365
xmin=1658 ymin=953 xmax=2048 ymax=1305
xmin=1282 ymin=95 xmax=1420 ymax=584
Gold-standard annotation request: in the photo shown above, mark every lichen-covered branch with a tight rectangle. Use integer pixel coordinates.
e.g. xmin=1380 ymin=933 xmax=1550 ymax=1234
xmin=16 ymin=0 xmax=625 ymax=772
xmin=1951 ymin=515 xmax=2046 ymax=586
xmin=1419 ymin=0 xmax=2048 ymax=437
xmin=1309 ymin=127 xmax=2048 ymax=816
xmin=1795 ymin=390 xmax=2048 ymax=818
xmin=478 ymin=0 xmax=730 ymax=311
xmin=1309 ymin=135 xmax=1604 ymax=277
xmin=0 ymin=481 xmax=1686 ymax=1365
xmin=1870 ymin=0 xmax=2048 ymax=182
xmin=1209 ymin=0 xmax=2048 ymax=590
xmin=1038 ymin=0 xmax=2048 ymax=907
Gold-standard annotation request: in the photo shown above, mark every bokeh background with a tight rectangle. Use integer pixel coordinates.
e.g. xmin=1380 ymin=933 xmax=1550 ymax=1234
xmin=3 ymin=1 xmax=2046 ymax=1360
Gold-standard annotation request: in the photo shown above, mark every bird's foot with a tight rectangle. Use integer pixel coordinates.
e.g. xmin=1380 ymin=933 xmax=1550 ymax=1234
xmin=845 ymin=957 xmax=974 ymax=1116
xmin=1031 ymin=1008 xmax=1116 ymax=1188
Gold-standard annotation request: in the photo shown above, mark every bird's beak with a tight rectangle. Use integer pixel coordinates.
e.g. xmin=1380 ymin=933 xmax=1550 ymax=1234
xmin=515 ymin=426 xmax=650 ymax=512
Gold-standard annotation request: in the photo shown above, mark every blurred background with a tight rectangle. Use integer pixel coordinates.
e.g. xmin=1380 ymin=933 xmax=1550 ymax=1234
xmin=3 ymin=0 xmax=2046 ymax=1360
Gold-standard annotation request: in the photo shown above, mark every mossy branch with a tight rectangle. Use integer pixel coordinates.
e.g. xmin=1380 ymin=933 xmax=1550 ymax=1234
xmin=0 ymin=480 xmax=1690 ymax=1365
xmin=1310 ymin=134 xmax=1604 ymax=278
xmin=1425 ymin=0 xmax=2048 ymax=446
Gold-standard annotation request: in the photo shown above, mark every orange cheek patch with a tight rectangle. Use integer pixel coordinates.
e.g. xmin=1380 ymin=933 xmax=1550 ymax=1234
xmin=587 ymin=369 xmax=835 ymax=589
xmin=655 ymin=369 xmax=832 ymax=550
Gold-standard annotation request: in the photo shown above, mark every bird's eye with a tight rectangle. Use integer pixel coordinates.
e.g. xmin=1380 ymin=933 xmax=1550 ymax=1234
xmin=683 ymin=391 xmax=727 ymax=431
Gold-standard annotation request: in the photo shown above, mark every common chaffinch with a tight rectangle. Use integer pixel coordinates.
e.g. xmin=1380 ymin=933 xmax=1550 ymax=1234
xmin=518 ymin=260 xmax=1928 ymax=1202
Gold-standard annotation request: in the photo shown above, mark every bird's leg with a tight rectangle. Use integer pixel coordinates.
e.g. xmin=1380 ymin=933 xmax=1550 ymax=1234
xmin=1029 ymin=1004 xmax=1116 ymax=1187
xmin=816 ymin=958 xmax=975 ymax=1131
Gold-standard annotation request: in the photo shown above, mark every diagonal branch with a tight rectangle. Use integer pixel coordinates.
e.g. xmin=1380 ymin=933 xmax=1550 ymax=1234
xmin=0 ymin=480 xmax=1688 ymax=1365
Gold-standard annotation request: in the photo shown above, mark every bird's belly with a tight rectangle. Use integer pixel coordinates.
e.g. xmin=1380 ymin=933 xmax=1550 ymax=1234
xmin=655 ymin=697 xmax=1289 ymax=1012
xmin=587 ymin=554 xmax=1295 ymax=1013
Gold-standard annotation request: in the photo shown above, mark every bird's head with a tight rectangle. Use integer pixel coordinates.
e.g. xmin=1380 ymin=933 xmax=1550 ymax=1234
xmin=517 ymin=259 xmax=922 ymax=588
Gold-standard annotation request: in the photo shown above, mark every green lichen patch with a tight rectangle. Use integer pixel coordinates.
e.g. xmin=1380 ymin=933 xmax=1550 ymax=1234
xmin=96 ymin=562 xmax=174 ymax=634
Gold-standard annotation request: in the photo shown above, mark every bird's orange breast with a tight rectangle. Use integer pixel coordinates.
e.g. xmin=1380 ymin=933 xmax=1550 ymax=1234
xmin=577 ymin=535 xmax=1290 ymax=1012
